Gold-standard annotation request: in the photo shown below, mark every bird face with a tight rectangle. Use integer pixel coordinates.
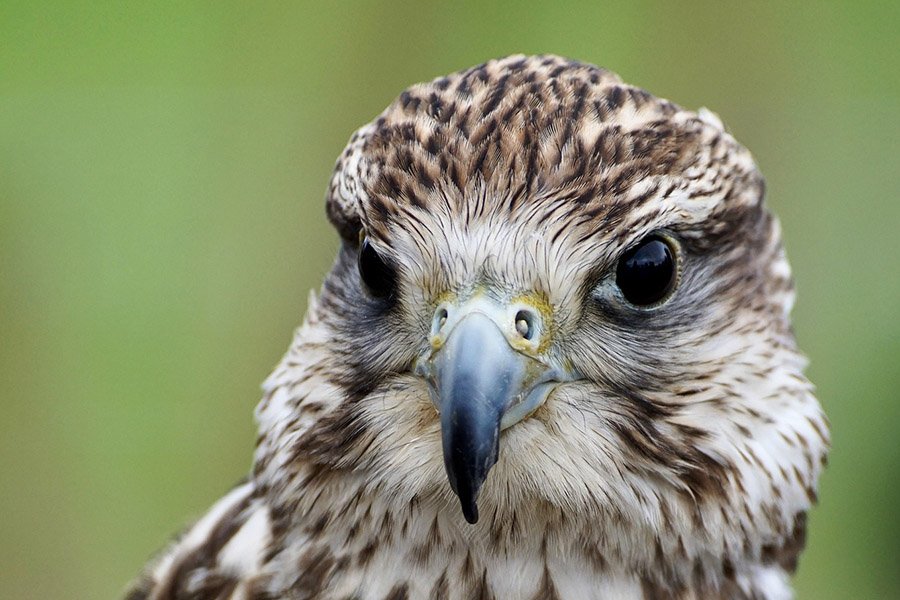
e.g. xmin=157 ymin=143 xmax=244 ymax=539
xmin=340 ymin=184 xmax=761 ymax=524
xmin=266 ymin=56 xmax=827 ymax=551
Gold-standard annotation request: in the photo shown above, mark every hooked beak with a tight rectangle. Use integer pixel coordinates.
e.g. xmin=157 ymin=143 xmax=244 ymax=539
xmin=415 ymin=298 xmax=573 ymax=524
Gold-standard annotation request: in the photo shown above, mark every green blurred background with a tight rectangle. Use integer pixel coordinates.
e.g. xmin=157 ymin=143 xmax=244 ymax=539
xmin=1 ymin=2 xmax=897 ymax=598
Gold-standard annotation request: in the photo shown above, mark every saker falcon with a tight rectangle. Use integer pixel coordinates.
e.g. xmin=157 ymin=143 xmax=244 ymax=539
xmin=125 ymin=55 xmax=829 ymax=600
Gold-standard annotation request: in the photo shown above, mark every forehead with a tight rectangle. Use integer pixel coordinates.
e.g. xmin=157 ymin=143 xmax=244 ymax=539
xmin=326 ymin=55 xmax=763 ymax=257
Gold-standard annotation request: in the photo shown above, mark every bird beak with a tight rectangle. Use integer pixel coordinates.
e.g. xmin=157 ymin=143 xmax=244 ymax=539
xmin=415 ymin=297 xmax=572 ymax=524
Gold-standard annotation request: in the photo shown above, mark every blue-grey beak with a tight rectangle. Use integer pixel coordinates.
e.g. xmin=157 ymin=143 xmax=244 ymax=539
xmin=416 ymin=302 xmax=568 ymax=524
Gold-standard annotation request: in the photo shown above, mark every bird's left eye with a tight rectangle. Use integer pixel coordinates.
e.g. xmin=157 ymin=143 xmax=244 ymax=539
xmin=358 ymin=237 xmax=397 ymax=298
xmin=615 ymin=235 xmax=678 ymax=306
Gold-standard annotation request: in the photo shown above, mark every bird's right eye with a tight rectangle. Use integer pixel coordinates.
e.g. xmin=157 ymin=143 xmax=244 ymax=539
xmin=358 ymin=237 xmax=397 ymax=298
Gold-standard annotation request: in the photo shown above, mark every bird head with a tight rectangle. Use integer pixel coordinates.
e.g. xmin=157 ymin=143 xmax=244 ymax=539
xmin=256 ymin=56 xmax=827 ymax=563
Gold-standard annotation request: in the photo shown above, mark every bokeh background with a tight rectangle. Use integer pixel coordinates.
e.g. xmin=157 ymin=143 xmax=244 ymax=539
xmin=2 ymin=2 xmax=898 ymax=598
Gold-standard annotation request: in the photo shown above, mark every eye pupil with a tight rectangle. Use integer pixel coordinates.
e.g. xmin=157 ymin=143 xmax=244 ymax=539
xmin=358 ymin=237 xmax=397 ymax=298
xmin=615 ymin=237 xmax=677 ymax=306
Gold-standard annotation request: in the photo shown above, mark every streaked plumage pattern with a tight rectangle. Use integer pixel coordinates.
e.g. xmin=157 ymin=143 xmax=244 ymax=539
xmin=126 ymin=55 xmax=829 ymax=600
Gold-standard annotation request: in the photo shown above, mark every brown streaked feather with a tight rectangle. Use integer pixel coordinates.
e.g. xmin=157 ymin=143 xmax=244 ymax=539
xmin=126 ymin=55 xmax=828 ymax=600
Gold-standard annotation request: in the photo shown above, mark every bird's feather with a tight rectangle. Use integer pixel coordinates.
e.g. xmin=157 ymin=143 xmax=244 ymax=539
xmin=126 ymin=55 xmax=828 ymax=600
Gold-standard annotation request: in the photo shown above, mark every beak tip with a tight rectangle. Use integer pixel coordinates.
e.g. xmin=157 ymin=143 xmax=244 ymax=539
xmin=463 ymin=505 xmax=479 ymax=524
xmin=459 ymin=494 xmax=480 ymax=524
xmin=447 ymin=466 xmax=485 ymax=524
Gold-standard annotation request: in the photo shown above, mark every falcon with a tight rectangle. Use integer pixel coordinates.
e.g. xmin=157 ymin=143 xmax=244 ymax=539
xmin=125 ymin=55 xmax=829 ymax=600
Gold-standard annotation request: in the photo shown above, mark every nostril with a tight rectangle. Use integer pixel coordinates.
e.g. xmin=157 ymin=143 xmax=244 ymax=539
xmin=433 ymin=307 xmax=449 ymax=335
xmin=514 ymin=309 xmax=538 ymax=341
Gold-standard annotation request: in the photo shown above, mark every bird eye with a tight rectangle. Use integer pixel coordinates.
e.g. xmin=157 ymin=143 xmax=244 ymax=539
xmin=615 ymin=236 xmax=677 ymax=306
xmin=358 ymin=237 xmax=397 ymax=298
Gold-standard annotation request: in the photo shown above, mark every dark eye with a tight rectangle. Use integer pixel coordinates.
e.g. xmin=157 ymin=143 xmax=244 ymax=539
xmin=615 ymin=236 xmax=677 ymax=306
xmin=358 ymin=237 xmax=397 ymax=298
